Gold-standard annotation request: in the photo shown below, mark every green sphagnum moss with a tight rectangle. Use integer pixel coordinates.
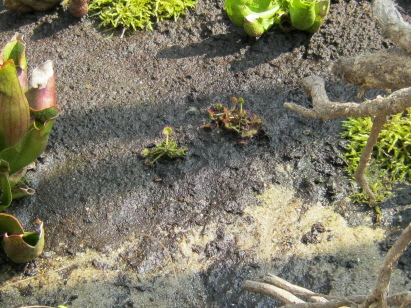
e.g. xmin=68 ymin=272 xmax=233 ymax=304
xmin=88 ymin=0 xmax=197 ymax=32
xmin=341 ymin=108 xmax=411 ymax=203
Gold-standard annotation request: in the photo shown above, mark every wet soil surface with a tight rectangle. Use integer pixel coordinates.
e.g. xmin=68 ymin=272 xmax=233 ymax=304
xmin=1 ymin=0 xmax=411 ymax=307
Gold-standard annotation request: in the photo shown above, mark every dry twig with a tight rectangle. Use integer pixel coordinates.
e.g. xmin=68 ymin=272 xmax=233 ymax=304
xmin=244 ymin=223 xmax=411 ymax=308
xmin=266 ymin=2 xmax=411 ymax=302
xmin=360 ymin=222 xmax=411 ymax=308
xmin=284 ymin=0 xmax=411 ymax=207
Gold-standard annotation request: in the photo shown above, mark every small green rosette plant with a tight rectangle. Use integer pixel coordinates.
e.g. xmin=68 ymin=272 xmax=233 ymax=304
xmin=0 ymin=33 xmax=59 ymax=211
xmin=141 ymin=126 xmax=187 ymax=165
xmin=224 ymin=0 xmax=330 ymax=36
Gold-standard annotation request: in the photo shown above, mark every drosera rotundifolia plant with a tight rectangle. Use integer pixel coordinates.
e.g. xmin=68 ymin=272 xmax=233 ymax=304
xmin=88 ymin=0 xmax=197 ymax=36
xmin=224 ymin=0 xmax=330 ymax=36
xmin=141 ymin=126 xmax=188 ymax=166
xmin=204 ymin=97 xmax=263 ymax=144
xmin=0 ymin=33 xmax=59 ymax=262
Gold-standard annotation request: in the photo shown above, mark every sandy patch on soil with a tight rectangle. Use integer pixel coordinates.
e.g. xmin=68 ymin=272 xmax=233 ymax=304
xmin=1 ymin=181 xmax=410 ymax=307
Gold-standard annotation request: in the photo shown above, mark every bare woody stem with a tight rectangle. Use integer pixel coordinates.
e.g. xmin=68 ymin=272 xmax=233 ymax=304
xmin=245 ymin=272 xmax=411 ymax=307
xmin=360 ymin=222 xmax=411 ymax=308
xmin=373 ymin=0 xmax=411 ymax=54
xmin=256 ymin=1 xmax=411 ymax=307
xmin=243 ymin=280 xmax=305 ymax=304
xmin=284 ymin=76 xmax=411 ymax=205
xmin=332 ymin=48 xmax=411 ymax=96
xmin=284 ymin=76 xmax=411 ymax=120
xmin=329 ymin=0 xmax=411 ymax=95
xmin=263 ymin=274 xmax=327 ymax=303
xmin=353 ymin=115 xmax=387 ymax=208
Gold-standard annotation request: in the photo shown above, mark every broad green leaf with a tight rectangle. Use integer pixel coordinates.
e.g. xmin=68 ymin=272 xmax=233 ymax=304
xmin=0 ymin=212 xmax=24 ymax=236
xmin=0 ymin=107 xmax=58 ymax=175
xmin=289 ymin=0 xmax=316 ymax=31
xmin=0 ymin=33 xmax=28 ymax=92
xmin=0 ymin=60 xmax=31 ymax=151
xmin=0 ymin=160 xmax=12 ymax=211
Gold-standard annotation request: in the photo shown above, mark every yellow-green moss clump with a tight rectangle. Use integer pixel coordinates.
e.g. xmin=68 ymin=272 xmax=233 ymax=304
xmin=341 ymin=108 xmax=411 ymax=203
xmin=88 ymin=0 xmax=197 ymax=32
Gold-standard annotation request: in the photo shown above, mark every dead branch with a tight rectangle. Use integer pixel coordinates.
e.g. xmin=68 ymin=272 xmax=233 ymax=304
xmin=272 ymin=2 xmax=411 ymax=304
xmin=333 ymin=48 xmax=411 ymax=95
xmin=244 ymin=274 xmax=359 ymax=307
xmin=264 ymin=273 xmax=328 ymax=303
xmin=284 ymin=76 xmax=411 ymax=120
xmin=353 ymin=115 xmax=387 ymax=208
xmin=373 ymin=0 xmax=411 ymax=54
xmin=333 ymin=0 xmax=411 ymax=93
xmin=284 ymin=0 xmax=411 ymax=207
xmin=243 ymin=280 xmax=305 ymax=304
xmin=282 ymin=301 xmax=354 ymax=308
xmin=284 ymin=292 xmax=411 ymax=308
xmin=384 ymin=292 xmax=411 ymax=307
xmin=244 ymin=224 xmax=411 ymax=308
xmin=244 ymin=275 xmax=356 ymax=307
xmin=359 ymin=222 xmax=411 ymax=308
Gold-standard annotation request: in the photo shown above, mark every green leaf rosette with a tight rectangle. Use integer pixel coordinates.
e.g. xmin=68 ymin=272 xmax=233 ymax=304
xmin=224 ymin=0 xmax=330 ymax=36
